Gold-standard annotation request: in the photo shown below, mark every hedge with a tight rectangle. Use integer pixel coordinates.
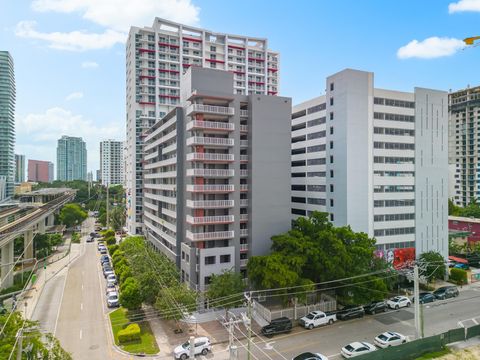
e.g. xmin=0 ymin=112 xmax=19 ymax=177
xmin=450 ymin=268 xmax=468 ymax=285
xmin=118 ymin=323 xmax=141 ymax=343
xmin=108 ymin=244 xmax=119 ymax=256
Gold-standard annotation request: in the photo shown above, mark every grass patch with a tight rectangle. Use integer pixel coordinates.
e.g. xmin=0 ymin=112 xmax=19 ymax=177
xmin=71 ymin=232 xmax=81 ymax=244
xmin=415 ymin=348 xmax=451 ymax=359
xmin=109 ymin=307 xmax=159 ymax=355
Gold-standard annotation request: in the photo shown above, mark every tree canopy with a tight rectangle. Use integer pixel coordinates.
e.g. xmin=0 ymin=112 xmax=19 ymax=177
xmin=247 ymin=211 xmax=390 ymax=304
xmin=418 ymin=251 xmax=446 ymax=282
xmin=58 ymin=203 xmax=87 ymax=228
xmin=206 ymin=270 xmax=245 ymax=309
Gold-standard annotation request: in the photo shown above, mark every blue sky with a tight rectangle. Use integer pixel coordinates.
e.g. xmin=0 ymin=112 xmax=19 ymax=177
xmin=1 ymin=0 xmax=480 ymax=174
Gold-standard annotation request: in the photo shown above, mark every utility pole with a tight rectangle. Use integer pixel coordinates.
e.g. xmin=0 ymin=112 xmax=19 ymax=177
xmin=16 ymin=328 xmax=23 ymax=360
xmin=244 ymin=292 xmax=253 ymax=360
xmin=413 ymin=264 xmax=421 ymax=339
xmin=189 ymin=336 xmax=195 ymax=359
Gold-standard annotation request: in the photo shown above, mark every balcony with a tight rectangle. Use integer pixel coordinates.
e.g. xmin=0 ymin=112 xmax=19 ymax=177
xmin=186 ymin=136 xmax=234 ymax=147
xmin=240 ymin=155 xmax=248 ymax=162
xmin=240 ymin=184 xmax=248 ymax=192
xmin=240 ymin=199 xmax=249 ymax=207
xmin=240 ymin=125 xmax=248 ymax=132
xmin=186 ymin=168 xmax=234 ymax=177
xmin=240 ymin=214 xmax=248 ymax=222
xmin=186 ymin=153 xmax=234 ymax=162
xmin=240 ymin=259 xmax=248 ymax=267
xmin=186 ymin=230 xmax=235 ymax=241
xmin=186 ymin=215 xmax=235 ymax=225
xmin=240 ymin=110 xmax=248 ymax=117
xmin=186 ymin=104 xmax=235 ymax=116
xmin=240 ymin=140 xmax=248 ymax=147
xmin=186 ymin=184 xmax=234 ymax=193
xmin=240 ymin=244 xmax=248 ymax=251
xmin=240 ymin=170 xmax=248 ymax=177
xmin=186 ymin=120 xmax=234 ymax=132
xmin=240 ymin=229 xmax=248 ymax=237
xmin=186 ymin=199 xmax=235 ymax=208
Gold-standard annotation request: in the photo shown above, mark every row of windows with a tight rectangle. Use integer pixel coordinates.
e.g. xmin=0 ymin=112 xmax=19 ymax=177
xmin=374 ymin=112 xmax=415 ymax=123
xmin=374 ymin=127 xmax=415 ymax=137
xmin=374 ymin=213 xmax=415 ymax=222
xmin=374 ymin=142 xmax=415 ymax=150
xmin=374 ymin=97 xmax=415 ymax=108
xmin=374 ymin=227 xmax=415 ymax=237
xmin=374 ymin=199 xmax=415 ymax=207
xmin=308 ymin=131 xmax=326 ymax=140
xmin=291 ymin=158 xmax=326 ymax=167
xmin=373 ymin=185 xmax=415 ymax=193
xmin=204 ymin=255 xmax=231 ymax=265
xmin=374 ymin=156 xmax=415 ymax=164
xmin=291 ymin=185 xmax=326 ymax=192
xmin=291 ymin=144 xmax=327 ymax=155
xmin=307 ymin=103 xmax=326 ymax=114
xmin=292 ymin=171 xmax=327 ymax=178
xmin=373 ymin=171 xmax=415 ymax=177
xmin=291 ymin=197 xmax=326 ymax=205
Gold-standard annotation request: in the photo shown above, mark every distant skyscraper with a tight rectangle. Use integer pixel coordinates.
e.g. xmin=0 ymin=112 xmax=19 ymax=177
xmin=87 ymin=171 xmax=93 ymax=182
xmin=15 ymin=154 xmax=25 ymax=183
xmin=0 ymin=51 xmax=16 ymax=199
xmin=100 ymin=140 xmax=124 ymax=186
xmin=96 ymin=169 xmax=101 ymax=182
xmin=28 ymin=159 xmax=54 ymax=183
xmin=56 ymin=136 xmax=87 ymax=181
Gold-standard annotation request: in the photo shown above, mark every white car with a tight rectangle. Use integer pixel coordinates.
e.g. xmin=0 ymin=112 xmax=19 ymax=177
xmin=106 ymin=291 xmax=119 ymax=308
xmin=387 ymin=296 xmax=411 ymax=310
xmin=374 ymin=331 xmax=407 ymax=348
xmin=106 ymin=274 xmax=117 ymax=285
xmin=341 ymin=342 xmax=376 ymax=358
xmin=105 ymin=283 xmax=117 ymax=295
xmin=292 ymin=352 xmax=329 ymax=360
xmin=173 ymin=337 xmax=212 ymax=359
xmin=299 ymin=311 xmax=336 ymax=329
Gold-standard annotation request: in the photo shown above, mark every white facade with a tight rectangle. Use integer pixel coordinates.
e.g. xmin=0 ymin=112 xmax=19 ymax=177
xmin=100 ymin=140 xmax=124 ymax=186
xmin=125 ymin=17 xmax=280 ymax=234
xmin=291 ymin=69 xmax=448 ymax=257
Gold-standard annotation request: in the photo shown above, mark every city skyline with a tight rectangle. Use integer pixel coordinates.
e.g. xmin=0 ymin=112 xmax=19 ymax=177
xmin=1 ymin=0 xmax=480 ymax=173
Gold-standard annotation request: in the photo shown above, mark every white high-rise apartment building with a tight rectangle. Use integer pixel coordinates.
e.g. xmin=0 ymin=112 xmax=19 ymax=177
xmin=291 ymin=69 xmax=448 ymax=258
xmin=143 ymin=67 xmax=291 ymax=290
xmin=126 ymin=17 xmax=280 ymax=234
xmin=100 ymin=140 xmax=124 ymax=186
xmin=448 ymin=85 xmax=480 ymax=207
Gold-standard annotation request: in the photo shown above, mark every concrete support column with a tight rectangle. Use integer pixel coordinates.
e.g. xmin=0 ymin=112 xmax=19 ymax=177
xmin=38 ymin=218 xmax=46 ymax=234
xmin=1 ymin=241 xmax=14 ymax=289
xmin=24 ymin=229 xmax=34 ymax=260
xmin=47 ymin=214 xmax=55 ymax=226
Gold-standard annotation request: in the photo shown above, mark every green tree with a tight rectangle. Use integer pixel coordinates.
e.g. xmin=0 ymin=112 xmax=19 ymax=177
xmin=119 ymin=277 xmax=143 ymax=310
xmin=110 ymin=206 xmax=126 ymax=231
xmin=59 ymin=203 xmax=87 ymax=228
xmin=448 ymin=199 xmax=461 ymax=216
xmin=206 ymin=270 xmax=245 ymax=310
xmin=419 ymin=251 xmax=446 ymax=282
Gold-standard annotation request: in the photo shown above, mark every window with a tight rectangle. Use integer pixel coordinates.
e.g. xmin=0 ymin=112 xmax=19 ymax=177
xmin=210 ymin=46 xmax=216 ymax=52
xmin=330 ymin=170 xmax=334 ymax=178
xmin=307 ymin=198 xmax=325 ymax=205
xmin=330 ymin=141 xmax=334 ymax=149
xmin=330 ymin=199 xmax=334 ymax=207
xmin=292 ymin=109 xmax=307 ymax=119
xmin=307 ymin=144 xmax=326 ymax=153
xmin=307 ymin=131 xmax=326 ymax=140
xmin=330 ymin=126 xmax=334 ymax=135
xmin=205 ymin=256 xmax=216 ymax=265
xmin=291 ymin=185 xmax=306 ymax=191
xmin=307 ymin=158 xmax=325 ymax=165
xmin=220 ymin=255 xmax=231 ymax=263
xmin=292 ymin=172 xmax=306 ymax=178
xmin=307 ymin=185 xmax=325 ymax=192
xmin=307 ymin=117 xmax=326 ymax=127
xmin=330 ymin=97 xmax=334 ymax=106
xmin=330 ymin=112 xmax=334 ymax=120
xmin=330 ymin=213 xmax=334 ymax=222
xmin=292 ymin=208 xmax=306 ymax=216
xmin=292 ymin=160 xmax=306 ymax=167
xmin=330 ymin=184 xmax=334 ymax=192
xmin=307 ymin=103 xmax=326 ymax=114
xmin=330 ymin=155 xmax=334 ymax=163
xmin=292 ymin=197 xmax=306 ymax=203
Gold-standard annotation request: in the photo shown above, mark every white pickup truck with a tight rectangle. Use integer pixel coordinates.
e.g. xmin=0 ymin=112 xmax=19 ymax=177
xmin=299 ymin=310 xmax=337 ymax=329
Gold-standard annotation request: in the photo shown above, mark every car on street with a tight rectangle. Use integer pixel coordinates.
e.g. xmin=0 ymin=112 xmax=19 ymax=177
xmin=173 ymin=337 xmax=212 ymax=359
xmin=261 ymin=317 xmax=292 ymax=337
xmin=99 ymin=247 xmax=107 ymax=254
xmin=433 ymin=286 xmax=459 ymax=300
xmin=86 ymin=236 xmax=94 ymax=243
xmin=106 ymin=291 xmax=120 ymax=308
xmin=97 ymin=243 xmax=106 ymax=251
xmin=364 ymin=301 xmax=387 ymax=315
xmin=374 ymin=331 xmax=407 ymax=348
xmin=299 ymin=311 xmax=336 ymax=329
xmin=100 ymin=255 xmax=110 ymax=264
xmin=387 ymin=296 xmax=411 ymax=310
xmin=106 ymin=283 xmax=117 ymax=295
xmin=103 ymin=268 xmax=114 ymax=278
xmin=341 ymin=342 xmax=376 ymax=358
xmin=413 ymin=292 xmax=436 ymax=304
xmin=292 ymin=352 xmax=329 ymax=360
xmin=336 ymin=305 xmax=365 ymax=321
xmin=106 ymin=274 xmax=117 ymax=285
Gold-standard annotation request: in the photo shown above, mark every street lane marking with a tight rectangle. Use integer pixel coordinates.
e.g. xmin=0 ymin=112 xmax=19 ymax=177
xmin=473 ymin=318 xmax=478 ymax=325
xmin=264 ymin=341 xmax=275 ymax=350
xmin=82 ymin=284 xmax=84 ymax=291
xmin=81 ymin=303 xmax=83 ymax=311
xmin=53 ymin=270 xmax=68 ymax=336
xmin=80 ymin=329 xmax=83 ymax=339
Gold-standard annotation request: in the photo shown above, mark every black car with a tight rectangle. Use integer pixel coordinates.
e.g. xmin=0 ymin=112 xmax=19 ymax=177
xmin=100 ymin=255 xmax=110 ymax=264
xmin=413 ymin=292 xmax=436 ymax=304
xmin=261 ymin=317 xmax=292 ymax=337
xmin=364 ymin=301 xmax=387 ymax=315
xmin=336 ymin=305 xmax=365 ymax=320
xmin=433 ymin=286 xmax=459 ymax=300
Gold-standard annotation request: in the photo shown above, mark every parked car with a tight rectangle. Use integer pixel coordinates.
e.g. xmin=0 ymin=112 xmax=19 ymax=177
xmin=106 ymin=274 xmax=117 ymax=285
xmin=413 ymin=292 xmax=436 ymax=304
xmin=97 ymin=243 xmax=106 ymax=251
xmin=261 ymin=317 xmax=292 ymax=337
xmin=99 ymin=247 xmax=107 ymax=255
xmin=387 ymin=296 xmax=411 ymax=310
xmin=374 ymin=331 xmax=407 ymax=348
xmin=433 ymin=286 xmax=459 ymax=300
xmin=454 ymin=263 xmax=469 ymax=270
xmin=86 ymin=236 xmax=94 ymax=243
xmin=100 ymin=255 xmax=110 ymax=263
xmin=292 ymin=352 xmax=329 ymax=360
xmin=341 ymin=342 xmax=376 ymax=358
xmin=299 ymin=311 xmax=336 ymax=329
xmin=173 ymin=337 xmax=212 ymax=360
xmin=101 ymin=258 xmax=110 ymax=266
xmin=103 ymin=268 xmax=114 ymax=278
xmin=364 ymin=301 xmax=387 ymax=315
xmin=336 ymin=305 xmax=365 ymax=321
xmin=106 ymin=283 xmax=117 ymax=295
xmin=106 ymin=292 xmax=119 ymax=308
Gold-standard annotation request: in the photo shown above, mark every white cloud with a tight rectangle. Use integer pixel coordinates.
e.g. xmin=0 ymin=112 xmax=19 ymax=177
xmin=31 ymin=0 xmax=200 ymax=31
xmin=449 ymin=0 xmax=480 ymax=13
xmin=15 ymin=20 xmax=125 ymax=51
xmin=17 ymin=107 xmax=124 ymax=171
xmin=65 ymin=91 xmax=84 ymax=101
xmin=397 ymin=37 xmax=465 ymax=59
xmin=81 ymin=61 xmax=98 ymax=68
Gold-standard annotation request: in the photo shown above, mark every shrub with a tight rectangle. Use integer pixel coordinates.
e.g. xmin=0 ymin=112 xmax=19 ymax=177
xmin=450 ymin=268 xmax=468 ymax=285
xmin=71 ymin=232 xmax=81 ymax=244
xmin=108 ymin=244 xmax=119 ymax=256
xmin=106 ymin=237 xmax=116 ymax=246
xmin=117 ymin=323 xmax=141 ymax=343
xmin=101 ymin=229 xmax=115 ymax=238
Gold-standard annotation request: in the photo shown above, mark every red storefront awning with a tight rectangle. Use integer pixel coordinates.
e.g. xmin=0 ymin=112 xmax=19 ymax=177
xmin=449 ymin=256 xmax=468 ymax=264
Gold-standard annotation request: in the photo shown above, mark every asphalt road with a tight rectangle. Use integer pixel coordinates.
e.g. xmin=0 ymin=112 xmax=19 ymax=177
xmin=231 ymin=288 xmax=480 ymax=360
xmin=54 ymin=217 xmax=127 ymax=360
